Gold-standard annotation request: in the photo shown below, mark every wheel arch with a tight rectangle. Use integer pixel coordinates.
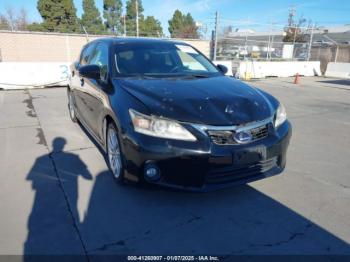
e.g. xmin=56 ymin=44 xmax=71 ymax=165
xmin=102 ymin=113 xmax=119 ymax=151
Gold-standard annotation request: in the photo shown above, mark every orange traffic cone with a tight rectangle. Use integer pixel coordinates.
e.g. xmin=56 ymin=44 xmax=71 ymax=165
xmin=294 ymin=73 xmax=300 ymax=84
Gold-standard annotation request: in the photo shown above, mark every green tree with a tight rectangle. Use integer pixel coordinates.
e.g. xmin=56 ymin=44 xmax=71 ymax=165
xmin=168 ymin=10 xmax=199 ymax=39
xmin=81 ymin=0 xmax=105 ymax=34
xmin=181 ymin=13 xmax=199 ymax=39
xmin=103 ymin=0 xmax=123 ymax=34
xmin=37 ymin=0 xmax=80 ymax=33
xmin=27 ymin=22 xmax=45 ymax=32
xmin=0 ymin=14 xmax=10 ymax=30
xmin=140 ymin=16 xmax=163 ymax=37
xmin=125 ymin=0 xmax=144 ymax=36
xmin=168 ymin=10 xmax=183 ymax=37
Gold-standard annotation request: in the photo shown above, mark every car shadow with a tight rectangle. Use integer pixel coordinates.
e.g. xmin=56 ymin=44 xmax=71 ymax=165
xmin=79 ymin=171 xmax=350 ymax=255
xmin=317 ymin=79 xmax=350 ymax=86
xmin=23 ymin=136 xmax=350 ymax=256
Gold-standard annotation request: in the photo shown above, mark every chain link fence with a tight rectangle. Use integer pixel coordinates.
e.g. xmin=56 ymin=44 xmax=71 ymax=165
xmin=208 ymin=19 xmax=350 ymax=75
xmin=212 ymin=21 xmax=314 ymax=62
xmin=216 ymin=37 xmax=310 ymax=61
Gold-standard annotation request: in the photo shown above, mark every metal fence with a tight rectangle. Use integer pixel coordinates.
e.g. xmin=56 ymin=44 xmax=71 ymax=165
xmin=206 ymin=17 xmax=350 ymax=75
xmin=216 ymin=37 xmax=311 ymax=61
xmin=210 ymin=18 xmax=315 ymax=62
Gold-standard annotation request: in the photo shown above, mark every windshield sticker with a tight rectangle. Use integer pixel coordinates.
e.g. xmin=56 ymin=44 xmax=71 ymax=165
xmin=175 ymin=45 xmax=199 ymax=54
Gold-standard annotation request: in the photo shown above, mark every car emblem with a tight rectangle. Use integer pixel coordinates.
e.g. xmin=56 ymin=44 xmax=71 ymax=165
xmin=234 ymin=131 xmax=253 ymax=144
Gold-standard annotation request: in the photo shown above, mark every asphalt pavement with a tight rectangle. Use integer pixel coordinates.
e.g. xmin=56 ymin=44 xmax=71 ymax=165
xmin=0 ymin=76 xmax=350 ymax=257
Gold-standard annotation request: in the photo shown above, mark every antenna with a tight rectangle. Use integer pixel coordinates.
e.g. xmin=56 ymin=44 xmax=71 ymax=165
xmin=81 ymin=25 xmax=89 ymax=42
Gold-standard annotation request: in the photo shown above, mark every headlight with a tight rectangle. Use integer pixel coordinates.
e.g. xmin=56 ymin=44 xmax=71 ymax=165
xmin=274 ymin=103 xmax=287 ymax=128
xmin=129 ymin=109 xmax=197 ymax=141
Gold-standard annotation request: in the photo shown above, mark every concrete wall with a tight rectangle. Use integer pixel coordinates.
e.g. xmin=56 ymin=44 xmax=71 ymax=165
xmin=0 ymin=62 xmax=70 ymax=89
xmin=0 ymin=30 xmax=210 ymax=63
xmin=325 ymin=62 xmax=350 ymax=79
xmin=235 ymin=61 xmax=321 ymax=79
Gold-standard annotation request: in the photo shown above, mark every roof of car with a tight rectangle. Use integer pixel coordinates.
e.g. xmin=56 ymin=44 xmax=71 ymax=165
xmin=89 ymin=37 xmax=189 ymax=46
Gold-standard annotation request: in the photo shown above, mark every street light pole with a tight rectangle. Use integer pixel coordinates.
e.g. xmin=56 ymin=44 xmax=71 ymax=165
xmin=123 ymin=15 xmax=126 ymax=37
xmin=136 ymin=0 xmax=139 ymax=37
xmin=307 ymin=23 xmax=315 ymax=61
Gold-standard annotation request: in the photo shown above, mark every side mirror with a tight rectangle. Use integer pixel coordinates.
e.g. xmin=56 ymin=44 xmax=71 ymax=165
xmin=217 ymin=64 xmax=228 ymax=75
xmin=79 ymin=64 xmax=100 ymax=79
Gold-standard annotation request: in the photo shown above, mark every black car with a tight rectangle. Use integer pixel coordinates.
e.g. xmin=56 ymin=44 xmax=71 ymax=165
xmin=68 ymin=38 xmax=291 ymax=191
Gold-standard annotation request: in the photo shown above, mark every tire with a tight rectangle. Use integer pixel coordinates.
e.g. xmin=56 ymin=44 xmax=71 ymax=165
xmin=106 ymin=122 xmax=125 ymax=184
xmin=68 ymin=89 xmax=77 ymax=123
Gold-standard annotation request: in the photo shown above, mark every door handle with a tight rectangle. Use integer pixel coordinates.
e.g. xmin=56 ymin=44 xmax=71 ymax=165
xmin=80 ymin=78 xmax=84 ymax=87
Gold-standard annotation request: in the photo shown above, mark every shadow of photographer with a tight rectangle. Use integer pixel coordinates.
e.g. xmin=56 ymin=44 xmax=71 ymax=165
xmin=24 ymin=137 xmax=350 ymax=256
xmin=24 ymin=137 xmax=92 ymax=255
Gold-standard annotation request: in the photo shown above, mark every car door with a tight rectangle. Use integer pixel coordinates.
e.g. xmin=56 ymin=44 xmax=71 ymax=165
xmin=73 ymin=42 xmax=96 ymax=124
xmin=79 ymin=42 xmax=109 ymax=139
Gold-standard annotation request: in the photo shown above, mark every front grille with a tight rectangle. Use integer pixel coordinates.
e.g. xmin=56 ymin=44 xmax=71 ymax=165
xmin=206 ymin=157 xmax=277 ymax=185
xmin=208 ymin=130 xmax=235 ymax=145
xmin=208 ymin=124 xmax=269 ymax=145
xmin=250 ymin=125 xmax=269 ymax=140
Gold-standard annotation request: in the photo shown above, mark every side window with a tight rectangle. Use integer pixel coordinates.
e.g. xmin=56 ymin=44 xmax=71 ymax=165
xmin=80 ymin=43 xmax=95 ymax=66
xmin=89 ymin=43 xmax=109 ymax=81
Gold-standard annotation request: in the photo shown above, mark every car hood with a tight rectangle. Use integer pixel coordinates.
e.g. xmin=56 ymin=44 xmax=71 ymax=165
xmin=114 ymin=76 xmax=275 ymax=126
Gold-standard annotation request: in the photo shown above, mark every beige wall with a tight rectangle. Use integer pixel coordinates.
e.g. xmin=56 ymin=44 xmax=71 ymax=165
xmin=0 ymin=30 xmax=210 ymax=63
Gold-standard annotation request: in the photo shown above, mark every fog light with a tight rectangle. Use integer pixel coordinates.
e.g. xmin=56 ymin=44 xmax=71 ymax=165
xmin=144 ymin=162 xmax=161 ymax=182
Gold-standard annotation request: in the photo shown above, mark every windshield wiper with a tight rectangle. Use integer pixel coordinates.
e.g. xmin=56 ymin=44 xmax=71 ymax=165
xmin=120 ymin=73 xmax=212 ymax=80
xmin=123 ymin=74 xmax=157 ymax=79
xmin=182 ymin=74 xmax=211 ymax=79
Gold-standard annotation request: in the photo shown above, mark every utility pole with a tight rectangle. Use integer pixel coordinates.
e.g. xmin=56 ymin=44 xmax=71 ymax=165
xmin=307 ymin=23 xmax=315 ymax=61
xmin=213 ymin=11 xmax=219 ymax=61
xmin=136 ymin=0 xmax=139 ymax=37
xmin=288 ymin=6 xmax=297 ymax=60
xmin=289 ymin=5 xmax=297 ymax=45
xmin=267 ymin=22 xmax=272 ymax=60
xmin=270 ymin=33 xmax=275 ymax=60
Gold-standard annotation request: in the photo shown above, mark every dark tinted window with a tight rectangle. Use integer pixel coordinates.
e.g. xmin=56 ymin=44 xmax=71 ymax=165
xmin=80 ymin=43 xmax=95 ymax=65
xmin=89 ymin=42 xmax=109 ymax=81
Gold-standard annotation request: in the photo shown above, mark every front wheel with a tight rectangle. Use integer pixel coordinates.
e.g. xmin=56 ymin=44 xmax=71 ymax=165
xmin=107 ymin=123 xmax=125 ymax=184
xmin=68 ymin=90 xmax=77 ymax=122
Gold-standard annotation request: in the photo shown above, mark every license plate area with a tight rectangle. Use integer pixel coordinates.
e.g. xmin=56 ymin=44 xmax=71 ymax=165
xmin=233 ymin=145 xmax=267 ymax=165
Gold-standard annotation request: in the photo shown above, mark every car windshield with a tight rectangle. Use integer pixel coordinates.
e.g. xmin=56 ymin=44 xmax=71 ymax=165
xmin=113 ymin=42 xmax=220 ymax=78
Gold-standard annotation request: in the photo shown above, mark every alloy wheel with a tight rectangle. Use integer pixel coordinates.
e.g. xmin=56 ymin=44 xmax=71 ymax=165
xmin=107 ymin=126 xmax=122 ymax=179
xmin=68 ymin=92 xmax=76 ymax=121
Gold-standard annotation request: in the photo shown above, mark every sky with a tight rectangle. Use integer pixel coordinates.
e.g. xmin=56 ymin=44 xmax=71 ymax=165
xmin=1 ymin=0 xmax=350 ymax=35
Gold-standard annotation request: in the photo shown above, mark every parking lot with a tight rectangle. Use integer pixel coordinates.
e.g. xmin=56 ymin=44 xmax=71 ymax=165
xmin=0 ymin=76 xmax=350 ymax=256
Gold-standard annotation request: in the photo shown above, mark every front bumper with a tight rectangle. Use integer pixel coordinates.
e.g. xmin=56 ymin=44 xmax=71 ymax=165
xmin=121 ymin=120 xmax=292 ymax=191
